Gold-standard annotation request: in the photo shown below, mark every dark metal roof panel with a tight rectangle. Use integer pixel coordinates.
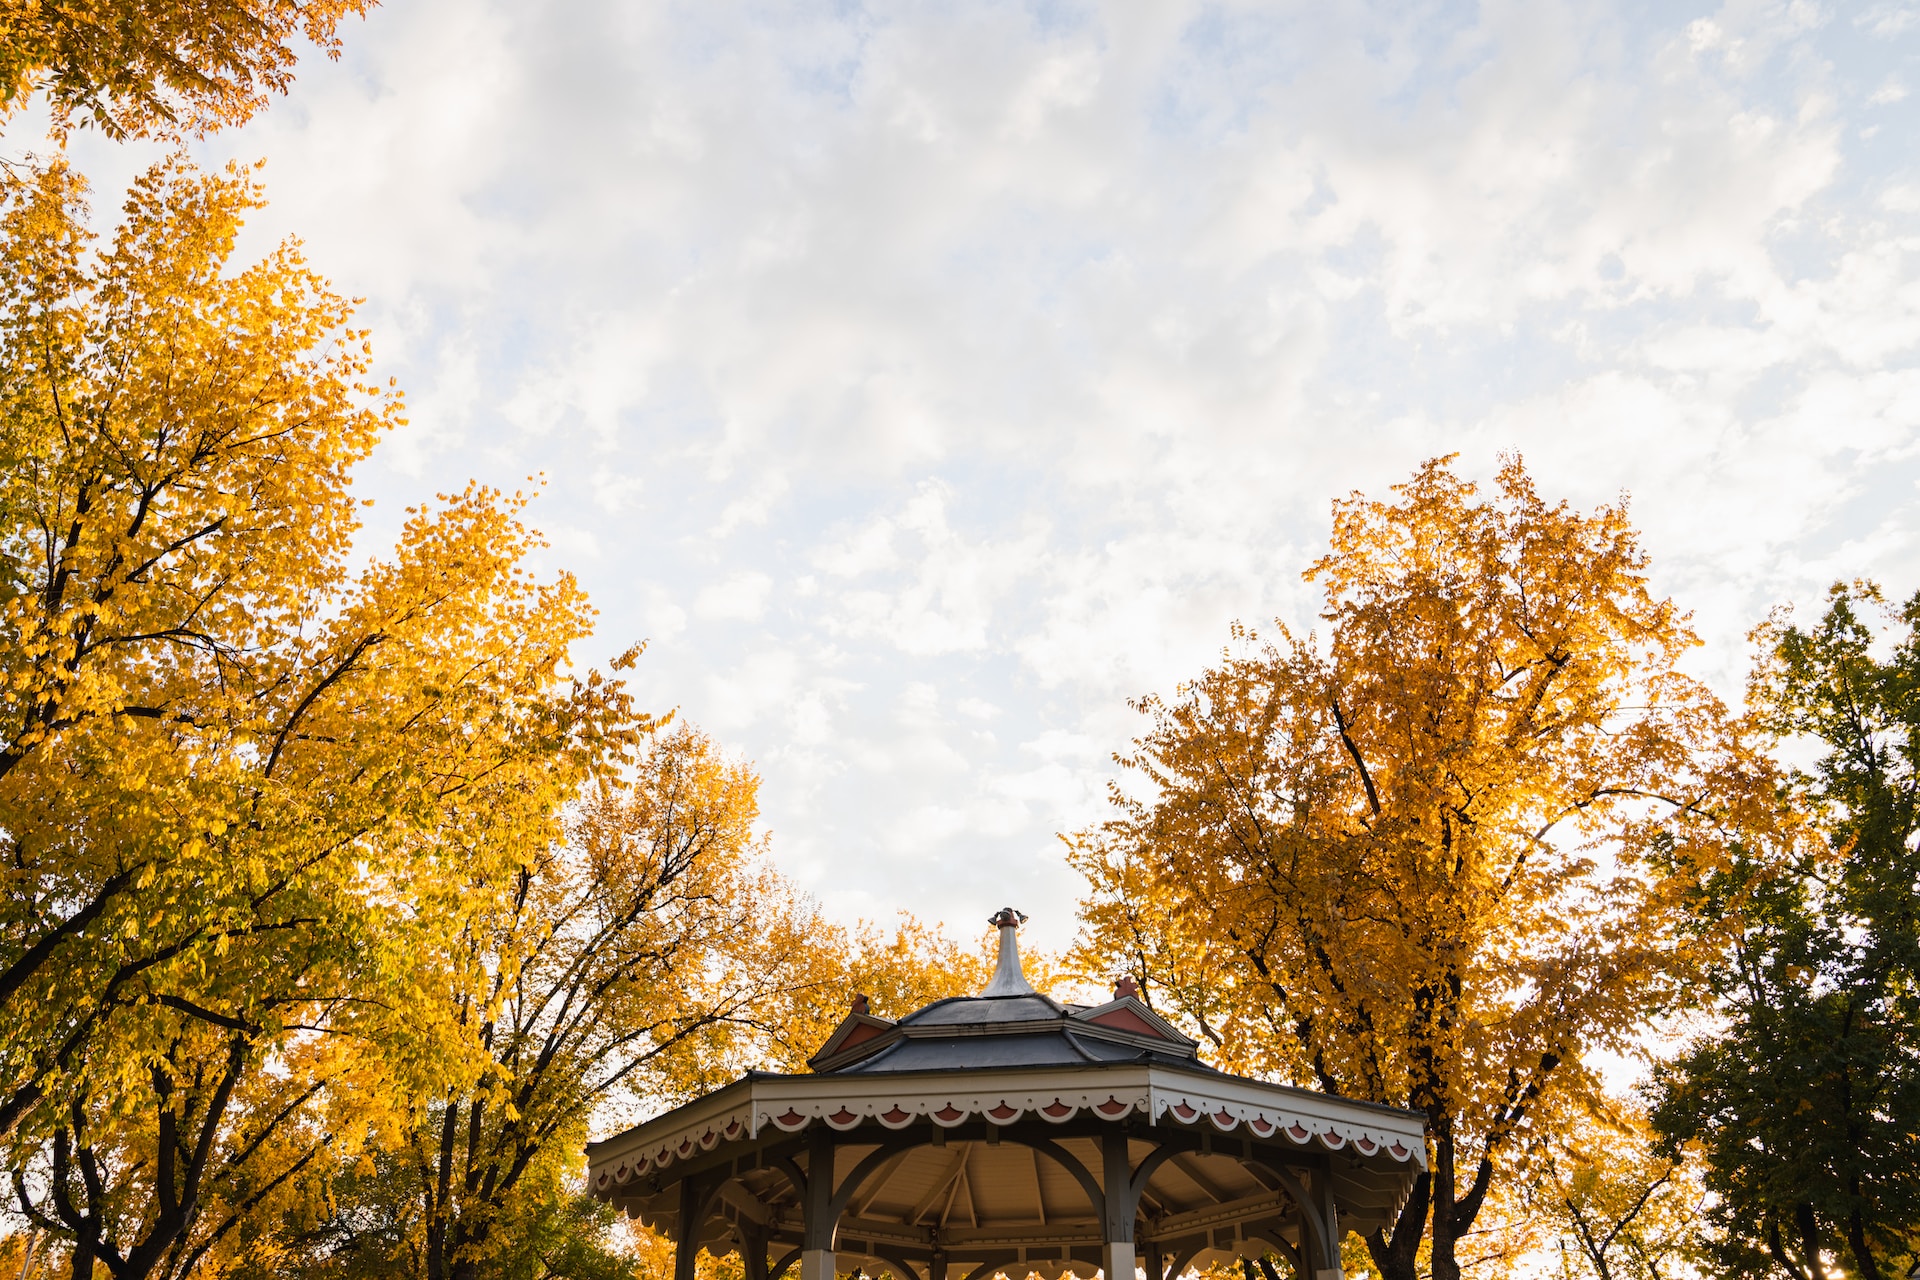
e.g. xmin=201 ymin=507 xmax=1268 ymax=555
xmin=898 ymin=994 xmax=1063 ymax=1026
xmin=830 ymin=1030 xmax=1213 ymax=1074
xmin=838 ymin=1032 xmax=1095 ymax=1071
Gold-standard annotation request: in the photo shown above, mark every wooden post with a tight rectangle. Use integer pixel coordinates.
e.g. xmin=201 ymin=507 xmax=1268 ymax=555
xmin=802 ymin=1127 xmax=838 ymax=1280
xmin=676 ymin=1176 xmax=702 ymax=1280
xmin=1101 ymin=1130 xmax=1138 ymax=1280
xmin=743 ymin=1223 xmax=770 ymax=1280
xmin=1311 ymin=1168 xmax=1343 ymax=1280
xmin=1289 ymin=1168 xmax=1342 ymax=1280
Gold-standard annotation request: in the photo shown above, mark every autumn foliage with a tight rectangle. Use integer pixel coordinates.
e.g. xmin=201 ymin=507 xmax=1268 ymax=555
xmin=4 ymin=6 xmax=1918 ymax=1280
xmin=0 ymin=0 xmax=373 ymax=137
xmin=1069 ymin=459 xmax=1779 ymax=1280
xmin=0 ymin=150 xmax=971 ymax=1280
xmin=0 ymin=151 xmax=636 ymax=1278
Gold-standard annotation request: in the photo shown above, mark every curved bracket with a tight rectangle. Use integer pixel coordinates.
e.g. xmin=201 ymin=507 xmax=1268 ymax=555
xmin=694 ymin=1174 xmax=734 ymax=1235
xmin=1250 ymin=1231 xmax=1303 ymax=1276
xmin=771 ymin=1248 xmax=802 ymax=1280
xmin=875 ymin=1248 xmax=926 ymax=1280
xmin=1129 ymin=1144 xmax=1186 ymax=1201
xmin=1244 ymin=1157 xmax=1329 ymax=1269
xmin=829 ymin=1140 xmax=923 ymax=1224
xmin=772 ymin=1155 xmax=810 ymax=1203
xmin=1019 ymin=1135 xmax=1106 ymax=1220
xmin=959 ymin=1256 xmax=1017 ymax=1280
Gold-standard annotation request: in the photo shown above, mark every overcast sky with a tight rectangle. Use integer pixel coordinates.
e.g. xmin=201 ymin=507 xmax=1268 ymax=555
xmin=49 ymin=0 xmax=1920 ymax=951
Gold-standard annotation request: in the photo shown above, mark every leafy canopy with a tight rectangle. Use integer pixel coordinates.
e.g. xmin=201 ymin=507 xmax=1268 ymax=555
xmin=0 ymin=154 xmax=642 ymax=1280
xmin=1651 ymin=582 xmax=1920 ymax=1280
xmin=0 ymin=0 xmax=372 ymax=138
xmin=1071 ymin=456 xmax=1772 ymax=1280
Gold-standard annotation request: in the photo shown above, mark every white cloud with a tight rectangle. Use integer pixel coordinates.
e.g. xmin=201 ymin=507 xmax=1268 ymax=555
xmin=37 ymin=0 xmax=1917 ymax=951
xmin=693 ymin=571 xmax=774 ymax=622
xmin=1858 ymin=4 xmax=1920 ymax=38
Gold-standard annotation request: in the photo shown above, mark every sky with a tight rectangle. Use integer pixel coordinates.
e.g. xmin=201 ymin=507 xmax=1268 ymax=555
xmin=44 ymin=0 xmax=1920 ymax=953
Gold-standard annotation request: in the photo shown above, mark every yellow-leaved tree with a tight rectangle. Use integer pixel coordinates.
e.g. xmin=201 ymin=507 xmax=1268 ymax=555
xmin=401 ymin=723 xmax=807 ymax=1280
xmin=271 ymin=723 xmax=1000 ymax=1280
xmin=1070 ymin=457 xmax=1775 ymax=1280
xmin=0 ymin=0 xmax=373 ymax=138
xmin=1531 ymin=1106 xmax=1700 ymax=1280
xmin=0 ymin=156 xmax=643 ymax=1280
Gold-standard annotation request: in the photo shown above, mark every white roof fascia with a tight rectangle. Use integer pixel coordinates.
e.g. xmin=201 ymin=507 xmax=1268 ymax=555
xmin=588 ymin=1064 xmax=1426 ymax=1199
xmin=1145 ymin=1068 xmax=1427 ymax=1168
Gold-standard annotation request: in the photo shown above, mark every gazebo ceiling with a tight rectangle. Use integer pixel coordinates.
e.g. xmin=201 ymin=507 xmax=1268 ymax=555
xmin=587 ymin=909 xmax=1426 ymax=1280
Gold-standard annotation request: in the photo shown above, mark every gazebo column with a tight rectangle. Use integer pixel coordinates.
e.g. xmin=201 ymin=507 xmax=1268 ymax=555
xmin=802 ymin=1127 xmax=838 ymax=1280
xmin=1317 ymin=1173 xmax=1345 ymax=1280
xmin=1300 ymin=1168 xmax=1343 ymax=1280
xmin=1101 ymin=1130 xmax=1142 ymax=1280
xmin=742 ymin=1222 xmax=770 ymax=1280
xmin=1248 ymin=1153 xmax=1342 ymax=1280
xmin=675 ymin=1176 xmax=702 ymax=1280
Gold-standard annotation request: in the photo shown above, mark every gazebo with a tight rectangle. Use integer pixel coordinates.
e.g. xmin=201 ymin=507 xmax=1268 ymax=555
xmin=586 ymin=910 xmax=1426 ymax=1280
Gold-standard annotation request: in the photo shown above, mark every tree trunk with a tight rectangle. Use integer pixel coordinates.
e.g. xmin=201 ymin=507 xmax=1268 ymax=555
xmin=1428 ymin=1127 xmax=1463 ymax=1280
xmin=1845 ymin=1206 xmax=1883 ymax=1280
xmin=1365 ymin=1171 xmax=1430 ymax=1280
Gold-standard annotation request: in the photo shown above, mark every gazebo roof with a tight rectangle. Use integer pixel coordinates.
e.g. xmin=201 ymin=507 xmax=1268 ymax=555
xmin=587 ymin=909 xmax=1427 ymax=1280
xmin=807 ymin=987 xmax=1205 ymax=1075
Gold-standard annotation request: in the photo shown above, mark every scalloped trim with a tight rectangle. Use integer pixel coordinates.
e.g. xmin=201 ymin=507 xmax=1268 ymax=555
xmin=591 ymin=1081 xmax=1421 ymax=1195
xmin=1152 ymin=1089 xmax=1417 ymax=1162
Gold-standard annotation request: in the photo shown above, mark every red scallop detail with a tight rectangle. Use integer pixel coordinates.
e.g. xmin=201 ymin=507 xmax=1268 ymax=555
xmin=615 ymin=1162 xmax=629 ymax=1180
xmin=986 ymin=1104 xmax=1019 ymax=1121
xmin=881 ymin=1106 xmax=912 ymax=1124
xmin=1287 ymin=1124 xmax=1311 ymax=1141
xmin=828 ymin=1109 xmax=859 ymax=1127
xmin=1172 ymin=1103 xmax=1198 ymax=1121
xmin=596 ymin=1171 xmax=610 ymax=1187
xmin=1096 ymin=1096 xmax=1130 ymax=1116
xmin=1354 ymin=1136 xmax=1377 ymax=1154
xmin=1214 ymin=1109 xmax=1236 ymax=1127
xmin=678 ymin=1137 xmax=694 ymax=1155
xmin=656 ymin=1145 xmax=671 ymax=1164
xmin=935 ymin=1105 xmax=966 ymax=1122
xmin=1042 ymin=1101 xmax=1074 ymax=1118
xmin=778 ymin=1109 xmax=807 ymax=1127
xmin=1249 ymin=1118 xmax=1275 ymax=1136
xmin=725 ymin=1119 xmax=742 ymax=1138
xmin=1320 ymin=1129 xmax=1346 ymax=1148
xmin=1389 ymin=1142 xmax=1408 ymax=1157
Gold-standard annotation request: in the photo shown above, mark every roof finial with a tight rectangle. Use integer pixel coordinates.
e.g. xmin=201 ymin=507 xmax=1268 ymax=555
xmin=980 ymin=907 xmax=1036 ymax=998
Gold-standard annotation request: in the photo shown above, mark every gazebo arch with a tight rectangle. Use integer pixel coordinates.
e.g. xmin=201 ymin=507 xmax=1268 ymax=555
xmin=587 ymin=909 xmax=1426 ymax=1280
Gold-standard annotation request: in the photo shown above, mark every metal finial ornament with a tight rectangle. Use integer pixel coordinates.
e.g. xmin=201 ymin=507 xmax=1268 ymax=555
xmin=980 ymin=907 xmax=1036 ymax=997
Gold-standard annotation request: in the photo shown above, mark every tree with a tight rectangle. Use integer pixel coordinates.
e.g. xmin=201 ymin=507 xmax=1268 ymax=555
xmin=0 ymin=156 xmax=640 ymax=1280
xmin=0 ymin=0 xmax=373 ymax=138
xmin=1650 ymin=583 xmax=1920 ymax=1280
xmin=275 ymin=725 xmax=990 ymax=1280
xmin=1070 ymin=457 xmax=1772 ymax=1280
xmin=1530 ymin=1106 xmax=1697 ymax=1280
xmin=403 ymin=723 xmax=810 ymax=1280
